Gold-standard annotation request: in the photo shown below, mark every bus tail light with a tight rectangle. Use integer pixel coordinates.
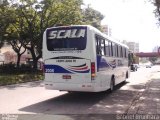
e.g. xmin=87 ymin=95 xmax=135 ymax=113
xmin=91 ymin=62 xmax=96 ymax=80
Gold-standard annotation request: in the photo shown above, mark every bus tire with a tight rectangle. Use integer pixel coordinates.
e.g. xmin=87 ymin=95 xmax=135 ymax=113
xmin=68 ymin=91 xmax=74 ymax=93
xmin=124 ymin=72 xmax=128 ymax=83
xmin=110 ymin=77 xmax=115 ymax=92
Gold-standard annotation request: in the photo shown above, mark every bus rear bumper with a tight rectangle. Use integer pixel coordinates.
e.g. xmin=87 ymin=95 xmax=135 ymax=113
xmin=44 ymin=82 xmax=104 ymax=92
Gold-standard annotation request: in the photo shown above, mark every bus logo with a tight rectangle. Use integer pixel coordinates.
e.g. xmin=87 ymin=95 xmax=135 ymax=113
xmin=48 ymin=29 xmax=86 ymax=39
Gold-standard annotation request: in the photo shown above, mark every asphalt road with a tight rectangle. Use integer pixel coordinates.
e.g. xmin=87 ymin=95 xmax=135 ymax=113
xmin=0 ymin=65 xmax=159 ymax=116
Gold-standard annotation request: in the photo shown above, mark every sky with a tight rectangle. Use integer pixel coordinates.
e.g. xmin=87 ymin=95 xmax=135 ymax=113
xmin=83 ymin=0 xmax=160 ymax=52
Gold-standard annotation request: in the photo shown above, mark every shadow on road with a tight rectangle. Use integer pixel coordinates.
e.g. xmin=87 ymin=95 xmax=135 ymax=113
xmin=19 ymin=90 xmax=109 ymax=114
xmin=19 ymin=82 xmax=136 ymax=114
xmin=16 ymin=79 xmax=158 ymax=120
xmin=126 ymin=78 xmax=160 ymax=114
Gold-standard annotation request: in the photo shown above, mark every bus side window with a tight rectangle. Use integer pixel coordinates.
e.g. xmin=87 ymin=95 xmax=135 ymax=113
xmin=95 ymin=36 xmax=101 ymax=55
xmin=114 ymin=43 xmax=117 ymax=57
xmin=116 ymin=45 xmax=119 ymax=57
xmin=112 ymin=42 xmax=115 ymax=57
xmin=96 ymin=36 xmax=99 ymax=55
xmin=118 ymin=46 xmax=121 ymax=58
xmin=126 ymin=49 xmax=129 ymax=58
xmin=101 ymin=39 xmax=105 ymax=56
xmin=121 ymin=46 xmax=123 ymax=58
xmin=124 ymin=48 xmax=126 ymax=58
xmin=105 ymin=40 xmax=109 ymax=56
xmin=111 ymin=42 xmax=113 ymax=56
xmin=109 ymin=42 xmax=113 ymax=56
xmin=95 ymin=35 xmax=106 ymax=56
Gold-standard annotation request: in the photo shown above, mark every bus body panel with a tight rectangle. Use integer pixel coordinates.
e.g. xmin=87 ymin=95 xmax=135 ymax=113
xmin=44 ymin=58 xmax=91 ymax=84
xmin=43 ymin=26 xmax=96 ymax=91
xmin=43 ymin=25 xmax=130 ymax=92
xmin=95 ymin=56 xmax=128 ymax=88
xmin=45 ymin=82 xmax=108 ymax=92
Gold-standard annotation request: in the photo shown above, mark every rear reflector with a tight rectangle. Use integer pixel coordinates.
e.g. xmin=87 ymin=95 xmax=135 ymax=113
xmin=91 ymin=62 xmax=96 ymax=80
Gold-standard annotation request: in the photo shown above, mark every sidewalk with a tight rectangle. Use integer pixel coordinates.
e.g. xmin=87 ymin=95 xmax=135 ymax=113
xmin=126 ymin=71 xmax=160 ymax=114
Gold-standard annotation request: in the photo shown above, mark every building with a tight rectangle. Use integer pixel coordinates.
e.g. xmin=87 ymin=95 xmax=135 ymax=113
xmin=152 ymin=46 xmax=160 ymax=52
xmin=127 ymin=42 xmax=139 ymax=53
xmin=135 ymin=43 xmax=139 ymax=53
xmin=102 ymin=25 xmax=112 ymax=36
xmin=0 ymin=42 xmax=15 ymax=53
xmin=0 ymin=43 xmax=31 ymax=65
xmin=2 ymin=51 xmax=29 ymax=64
xmin=0 ymin=53 xmax=4 ymax=64
xmin=122 ymin=41 xmax=139 ymax=53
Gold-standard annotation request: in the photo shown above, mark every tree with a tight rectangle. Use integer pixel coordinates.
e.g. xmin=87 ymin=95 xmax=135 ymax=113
xmin=8 ymin=0 xmax=84 ymax=70
xmin=128 ymin=52 xmax=137 ymax=65
xmin=10 ymin=41 xmax=26 ymax=68
xmin=0 ymin=1 xmax=27 ymax=68
xmin=3 ymin=1 xmax=28 ymax=68
xmin=0 ymin=0 xmax=11 ymax=48
xmin=153 ymin=0 xmax=160 ymax=24
xmin=149 ymin=57 xmax=158 ymax=63
xmin=82 ymin=6 xmax=104 ymax=30
xmin=3 ymin=0 xmax=104 ymax=70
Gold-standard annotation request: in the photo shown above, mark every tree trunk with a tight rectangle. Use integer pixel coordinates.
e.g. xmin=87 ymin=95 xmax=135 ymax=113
xmin=33 ymin=58 xmax=38 ymax=70
xmin=29 ymin=47 xmax=38 ymax=70
xmin=16 ymin=54 xmax=21 ymax=68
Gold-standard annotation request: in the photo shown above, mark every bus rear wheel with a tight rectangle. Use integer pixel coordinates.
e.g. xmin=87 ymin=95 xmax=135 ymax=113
xmin=123 ymin=72 xmax=128 ymax=83
xmin=110 ymin=77 xmax=115 ymax=92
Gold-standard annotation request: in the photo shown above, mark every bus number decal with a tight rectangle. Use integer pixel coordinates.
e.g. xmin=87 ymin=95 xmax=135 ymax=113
xmin=45 ymin=69 xmax=54 ymax=73
xmin=56 ymin=60 xmax=76 ymax=62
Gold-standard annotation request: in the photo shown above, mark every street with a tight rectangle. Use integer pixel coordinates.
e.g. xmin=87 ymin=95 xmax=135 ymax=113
xmin=0 ymin=65 xmax=160 ymax=115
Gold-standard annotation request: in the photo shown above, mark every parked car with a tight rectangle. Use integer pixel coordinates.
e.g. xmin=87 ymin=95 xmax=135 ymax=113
xmin=134 ymin=64 xmax=140 ymax=68
xmin=130 ymin=64 xmax=138 ymax=71
xmin=146 ymin=65 xmax=151 ymax=68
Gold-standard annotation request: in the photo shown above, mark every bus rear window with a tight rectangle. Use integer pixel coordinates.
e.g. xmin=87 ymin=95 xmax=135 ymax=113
xmin=46 ymin=27 xmax=87 ymax=51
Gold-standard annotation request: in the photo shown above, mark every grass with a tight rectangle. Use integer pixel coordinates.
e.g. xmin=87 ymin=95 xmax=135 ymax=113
xmin=0 ymin=73 xmax=44 ymax=86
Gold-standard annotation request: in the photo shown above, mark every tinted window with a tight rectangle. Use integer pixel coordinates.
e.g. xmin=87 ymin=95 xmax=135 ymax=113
xmin=109 ymin=42 xmax=113 ymax=56
xmin=46 ymin=27 xmax=87 ymax=51
xmin=116 ymin=45 xmax=119 ymax=57
xmin=120 ymin=46 xmax=123 ymax=57
xmin=96 ymin=36 xmax=101 ymax=55
xmin=95 ymin=35 xmax=106 ymax=55
xmin=112 ymin=42 xmax=116 ymax=57
xmin=105 ymin=40 xmax=109 ymax=56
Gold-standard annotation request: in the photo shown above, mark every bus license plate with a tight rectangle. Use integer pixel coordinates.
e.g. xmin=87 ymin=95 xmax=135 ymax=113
xmin=62 ymin=75 xmax=71 ymax=79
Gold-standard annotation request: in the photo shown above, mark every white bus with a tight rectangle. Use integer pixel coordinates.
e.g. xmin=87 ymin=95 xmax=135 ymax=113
xmin=43 ymin=25 xmax=130 ymax=92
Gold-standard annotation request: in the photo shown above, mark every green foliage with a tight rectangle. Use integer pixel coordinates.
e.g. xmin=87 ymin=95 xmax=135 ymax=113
xmin=0 ymin=63 xmax=44 ymax=86
xmin=6 ymin=0 xmax=85 ymax=69
xmin=0 ymin=73 xmax=44 ymax=86
xmin=139 ymin=58 xmax=149 ymax=63
xmin=153 ymin=0 xmax=160 ymax=24
xmin=41 ymin=0 xmax=83 ymax=26
xmin=0 ymin=63 xmax=41 ymax=74
xmin=0 ymin=0 xmax=12 ymax=48
xmin=128 ymin=52 xmax=137 ymax=65
xmin=149 ymin=57 xmax=158 ymax=63
xmin=82 ymin=7 xmax=104 ymax=30
xmin=1 ymin=0 xmax=104 ymax=70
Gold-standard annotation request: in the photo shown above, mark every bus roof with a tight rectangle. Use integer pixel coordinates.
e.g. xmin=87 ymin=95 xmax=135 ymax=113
xmin=85 ymin=25 xmax=129 ymax=49
xmin=46 ymin=25 xmax=129 ymax=49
